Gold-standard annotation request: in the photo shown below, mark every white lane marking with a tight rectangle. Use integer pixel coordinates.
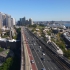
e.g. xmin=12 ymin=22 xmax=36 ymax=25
xmin=33 ymin=46 xmax=45 ymax=68
xmin=51 ymin=67 xmax=54 ymax=70
xmin=41 ymin=48 xmax=56 ymax=70
xmin=27 ymin=42 xmax=38 ymax=70
xmin=25 ymin=30 xmax=45 ymax=69
xmin=48 ymin=67 xmax=50 ymax=70
xmin=55 ymin=67 xmax=57 ymax=69
xmin=34 ymin=41 xmax=56 ymax=70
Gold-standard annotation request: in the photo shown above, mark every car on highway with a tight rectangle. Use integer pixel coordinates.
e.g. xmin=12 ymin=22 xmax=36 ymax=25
xmin=31 ymin=60 xmax=34 ymax=64
xmin=39 ymin=46 xmax=41 ymax=48
xmin=34 ymin=43 xmax=36 ymax=45
xmin=31 ymin=40 xmax=33 ymax=42
xmin=31 ymin=48 xmax=34 ymax=50
xmin=41 ymin=68 xmax=46 ymax=70
xmin=42 ymin=53 xmax=45 ymax=55
xmin=42 ymin=50 xmax=44 ymax=52
xmin=28 ymin=37 xmax=29 ymax=39
xmin=41 ymin=57 xmax=45 ymax=61
xmin=37 ymin=49 xmax=40 ymax=52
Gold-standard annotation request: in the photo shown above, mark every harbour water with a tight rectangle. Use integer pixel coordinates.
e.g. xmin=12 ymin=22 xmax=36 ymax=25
xmin=64 ymin=23 xmax=70 ymax=27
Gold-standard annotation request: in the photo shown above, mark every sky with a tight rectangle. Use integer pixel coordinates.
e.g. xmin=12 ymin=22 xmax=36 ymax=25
xmin=0 ymin=0 xmax=70 ymax=21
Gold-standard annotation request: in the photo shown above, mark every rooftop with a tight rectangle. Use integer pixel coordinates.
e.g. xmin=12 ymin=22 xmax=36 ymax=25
xmin=0 ymin=49 xmax=9 ymax=58
xmin=63 ymin=32 xmax=70 ymax=41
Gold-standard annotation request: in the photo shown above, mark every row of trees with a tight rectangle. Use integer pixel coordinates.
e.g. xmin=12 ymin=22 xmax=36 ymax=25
xmin=0 ymin=57 xmax=13 ymax=70
xmin=51 ymin=33 xmax=70 ymax=59
xmin=12 ymin=28 xmax=21 ymax=39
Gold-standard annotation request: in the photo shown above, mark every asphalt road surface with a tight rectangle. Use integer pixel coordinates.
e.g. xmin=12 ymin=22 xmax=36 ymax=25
xmin=23 ymin=27 xmax=62 ymax=70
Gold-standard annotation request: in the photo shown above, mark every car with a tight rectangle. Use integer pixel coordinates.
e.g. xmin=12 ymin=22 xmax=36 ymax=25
xmin=30 ymin=68 xmax=32 ymax=70
xmin=41 ymin=57 xmax=45 ymax=61
xmin=37 ymin=49 xmax=40 ymax=52
xmin=39 ymin=46 xmax=41 ymax=48
xmin=42 ymin=53 xmax=45 ymax=55
xmin=32 ymin=48 xmax=34 ymax=50
xmin=41 ymin=68 xmax=46 ymax=70
xmin=31 ymin=60 xmax=34 ymax=64
xmin=42 ymin=50 xmax=44 ymax=52
xmin=34 ymin=43 xmax=36 ymax=45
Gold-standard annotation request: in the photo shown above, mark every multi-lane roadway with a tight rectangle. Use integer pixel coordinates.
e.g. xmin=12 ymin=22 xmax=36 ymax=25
xmin=23 ymin=27 xmax=63 ymax=70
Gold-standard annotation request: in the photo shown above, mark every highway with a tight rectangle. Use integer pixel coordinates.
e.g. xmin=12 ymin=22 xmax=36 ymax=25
xmin=22 ymin=27 xmax=37 ymax=70
xmin=23 ymin=27 xmax=63 ymax=70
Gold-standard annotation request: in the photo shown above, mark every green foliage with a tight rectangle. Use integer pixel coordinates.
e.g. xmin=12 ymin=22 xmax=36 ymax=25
xmin=16 ymin=28 xmax=21 ymax=33
xmin=56 ymin=41 xmax=65 ymax=50
xmin=1 ymin=35 xmax=8 ymax=38
xmin=9 ymin=56 xmax=20 ymax=70
xmin=28 ymin=24 xmax=37 ymax=28
xmin=31 ymin=28 xmax=36 ymax=32
xmin=52 ymin=33 xmax=70 ymax=59
xmin=47 ymin=31 xmax=51 ymax=35
xmin=40 ymin=29 xmax=46 ymax=42
xmin=7 ymin=46 xmax=10 ymax=49
xmin=0 ymin=29 xmax=2 ymax=34
xmin=64 ymin=50 xmax=70 ymax=59
xmin=0 ymin=56 xmax=20 ymax=70
xmin=0 ymin=57 xmax=13 ymax=70
xmin=0 ymin=48 xmax=4 ymax=52
xmin=39 ymin=24 xmax=44 ymax=27
xmin=13 ymin=35 xmax=17 ymax=39
xmin=1 ymin=31 xmax=9 ymax=38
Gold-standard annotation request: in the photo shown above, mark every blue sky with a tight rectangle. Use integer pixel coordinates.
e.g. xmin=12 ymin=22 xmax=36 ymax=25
xmin=0 ymin=0 xmax=70 ymax=21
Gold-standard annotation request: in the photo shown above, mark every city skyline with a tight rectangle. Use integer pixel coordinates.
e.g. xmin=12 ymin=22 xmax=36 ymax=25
xmin=0 ymin=0 xmax=70 ymax=21
xmin=0 ymin=12 xmax=16 ymax=28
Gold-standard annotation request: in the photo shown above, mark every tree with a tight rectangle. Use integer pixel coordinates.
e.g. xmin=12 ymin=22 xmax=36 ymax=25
xmin=64 ymin=50 xmax=70 ymax=59
xmin=0 ymin=57 xmax=13 ymax=70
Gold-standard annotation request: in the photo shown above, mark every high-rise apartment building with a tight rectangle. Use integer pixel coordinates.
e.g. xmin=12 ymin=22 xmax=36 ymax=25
xmin=17 ymin=17 xmax=34 ymax=26
xmin=2 ymin=13 xmax=6 ymax=26
xmin=29 ymin=18 xmax=34 ymax=25
xmin=0 ymin=12 xmax=15 ymax=28
xmin=6 ymin=14 xmax=11 ymax=28
xmin=19 ymin=17 xmax=26 ymax=25
xmin=11 ymin=18 xmax=13 ymax=27
xmin=0 ymin=12 xmax=3 ymax=29
xmin=12 ymin=18 xmax=16 ymax=25
xmin=11 ymin=18 xmax=16 ymax=26
xmin=22 ymin=17 xmax=26 ymax=25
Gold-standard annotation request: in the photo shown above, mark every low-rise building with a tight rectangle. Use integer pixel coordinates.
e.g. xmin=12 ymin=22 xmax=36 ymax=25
xmin=63 ymin=31 xmax=70 ymax=46
xmin=0 ymin=49 xmax=14 ymax=66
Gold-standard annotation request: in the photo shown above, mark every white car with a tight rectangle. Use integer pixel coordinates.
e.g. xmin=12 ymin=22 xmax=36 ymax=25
xmin=31 ymin=60 xmax=34 ymax=64
xmin=42 ymin=53 xmax=45 ymax=55
xmin=34 ymin=43 xmax=36 ymax=45
xmin=39 ymin=46 xmax=41 ymax=48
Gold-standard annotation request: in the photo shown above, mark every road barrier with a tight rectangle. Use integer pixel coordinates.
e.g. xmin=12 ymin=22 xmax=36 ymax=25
xmin=21 ymin=27 xmax=31 ymax=70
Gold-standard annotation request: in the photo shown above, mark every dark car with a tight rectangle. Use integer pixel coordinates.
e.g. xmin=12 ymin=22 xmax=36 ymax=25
xmin=41 ymin=57 xmax=45 ymax=61
xmin=42 ymin=50 xmax=44 ymax=52
xmin=41 ymin=68 xmax=46 ymax=70
xmin=37 ymin=49 xmax=40 ymax=52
